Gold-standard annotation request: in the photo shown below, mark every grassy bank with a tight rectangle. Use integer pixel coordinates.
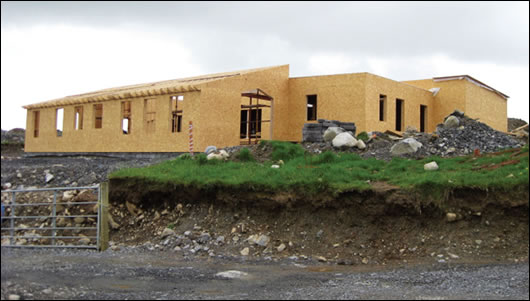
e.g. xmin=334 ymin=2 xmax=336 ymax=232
xmin=109 ymin=141 xmax=529 ymax=197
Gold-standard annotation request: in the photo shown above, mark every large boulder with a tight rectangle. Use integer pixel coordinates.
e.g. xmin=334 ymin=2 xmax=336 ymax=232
xmin=332 ymin=132 xmax=357 ymax=148
xmin=323 ymin=127 xmax=345 ymax=142
xmin=390 ymin=138 xmax=423 ymax=155
xmin=207 ymin=153 xmax=224 ymax=160
xmin=444 ymin=116 xmax=460 ymax=128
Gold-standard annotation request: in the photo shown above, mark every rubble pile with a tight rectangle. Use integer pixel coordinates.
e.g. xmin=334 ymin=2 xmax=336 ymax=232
xmin=422 ymin=112 xmax=524 ymax=157
xmin=301 ymin=111 xmax=526 ymax=161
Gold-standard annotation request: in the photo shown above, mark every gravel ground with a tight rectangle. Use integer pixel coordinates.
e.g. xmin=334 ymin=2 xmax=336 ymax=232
xmin=1 ymin=248 xmax=528 ymax=300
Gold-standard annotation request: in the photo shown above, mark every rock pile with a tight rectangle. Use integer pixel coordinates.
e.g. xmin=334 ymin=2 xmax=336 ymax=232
xmin=424 ymin=111 xmax=523 ymax=157
xmin=302 ymin=119 xmax=356 ymax=143
xmin=1 ymin=128 xmax=25 ymax=144
xmin=301 ymin=110 xmax=525 ymax=161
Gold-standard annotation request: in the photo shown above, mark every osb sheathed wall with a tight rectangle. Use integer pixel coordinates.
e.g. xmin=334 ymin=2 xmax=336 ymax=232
xmin=403 ymin=79 xmax=507 ymax=132
xmin=191 ymin=65 xmax=290 ymax=150
xmin=24 ymin=65 xmax=508 ymax=153
xmin=288 ymin=73 xmax=368 ymax=140
xmin=365 ymin=74 xmax=434 ymax=133
xmin=25 ymin=91 xmax=200 ymax=152
xmin=464 ymin=81 xmax=507 ymax=132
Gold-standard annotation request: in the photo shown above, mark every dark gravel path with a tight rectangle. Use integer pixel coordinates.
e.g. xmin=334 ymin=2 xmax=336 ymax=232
xmin=1 ymin=248 xmax=528 ymax=300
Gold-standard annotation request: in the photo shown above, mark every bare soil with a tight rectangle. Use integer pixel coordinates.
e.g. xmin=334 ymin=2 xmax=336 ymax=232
xmin=2 ymin=144 xmax=529 ymax=267
xmin=108 ymin=178 xmax=529 ymax=266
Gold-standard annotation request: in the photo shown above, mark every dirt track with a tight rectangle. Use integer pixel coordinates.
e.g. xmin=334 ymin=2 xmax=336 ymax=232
xmin=1 ymin=248 xmax=529 ymax=300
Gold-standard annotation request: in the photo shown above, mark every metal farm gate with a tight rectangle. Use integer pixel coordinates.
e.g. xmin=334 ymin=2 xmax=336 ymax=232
xmin=1 ymin=183 xmax=109 ymax=251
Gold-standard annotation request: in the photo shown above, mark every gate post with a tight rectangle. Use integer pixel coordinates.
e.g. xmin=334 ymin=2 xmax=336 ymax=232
xmin=99 ymin=182 xmax=109 ymax=251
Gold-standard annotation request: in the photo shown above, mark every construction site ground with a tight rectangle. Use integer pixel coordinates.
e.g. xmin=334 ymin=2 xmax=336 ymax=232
xmin=1 ymin=141 xmax=529 ymax=299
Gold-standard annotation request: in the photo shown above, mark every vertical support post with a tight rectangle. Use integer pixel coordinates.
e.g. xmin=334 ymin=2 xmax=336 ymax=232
xmin=188 ymin=121 xmax=194 ymax=156
xmin=10 ymin=192 xmax=16 ymax=245
xmin=99 ymin=182 xmax=109 ymax=251
xmin=249 ymin=97 xmax=252 ymax=145
xmin=52 ymin=190 xmax=57 ymax=246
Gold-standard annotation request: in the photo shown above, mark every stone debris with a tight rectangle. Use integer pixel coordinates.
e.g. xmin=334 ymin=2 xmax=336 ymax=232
xmin=390 ymin=138 xmax=423 ymax=156
xmin=424 ymin=161 xmax=439 ymax=171
xmin=215 ymin=270 xmax=249 ymax=279
xmin=446 ymin=213 xmax=458 ymax=223
xmin=299 ymin=110 xmax=524 ymax=161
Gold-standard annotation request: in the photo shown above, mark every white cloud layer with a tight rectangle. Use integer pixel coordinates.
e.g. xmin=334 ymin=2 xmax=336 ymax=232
xmin=1 ymin=2 xmax=528 ymax=130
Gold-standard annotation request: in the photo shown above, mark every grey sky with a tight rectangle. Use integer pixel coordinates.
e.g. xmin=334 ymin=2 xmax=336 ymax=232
xmin=2 ymin=1 xmax=529 ymax=130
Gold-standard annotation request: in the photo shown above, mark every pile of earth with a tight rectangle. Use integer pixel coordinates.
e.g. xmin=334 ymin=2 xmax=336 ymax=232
xmin=1 ymin=128 xmax=25 ymax=144
xmin=508 ymin=118 xmax=529 ymax=132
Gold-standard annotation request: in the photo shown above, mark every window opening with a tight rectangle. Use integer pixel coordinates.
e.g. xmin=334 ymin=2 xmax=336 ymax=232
xmin=395 ymin=98 xmax=404 ymax=131
xmin=74 ymin=106 xmax=83 ymax=130
xmin=94 ymin=104 xmax=103 ymax=129
xmin=170 ymin=96 xmax=183 ymax=133
xmin=121 ymin=101 xmax=131 ymax=134
xmin=420 ymin=105 xmax=427 ymax=133
xmin=33 ymin=111 xmax=40 ymax=138
xmin=56 ymin=108 xmax=64 ymax=137
xmin=379 ymin=94 xmax=386 ymax=121
xmin=307 ymin=95 xmax=317 ymax=121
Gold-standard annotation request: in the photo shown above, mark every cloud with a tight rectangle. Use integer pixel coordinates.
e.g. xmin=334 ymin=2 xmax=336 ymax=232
xmin=1 ymin=24 xmax=203 ymax=130
xmin=1 ymin=2 xmax=528 ymax=130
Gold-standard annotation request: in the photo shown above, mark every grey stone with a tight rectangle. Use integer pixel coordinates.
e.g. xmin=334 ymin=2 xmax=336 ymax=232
xmin=390 ymin=138 xmax=423 ymax=155
xmin=444 ymin=116 xmax=460 ymax=128
xmin=45 ymin=172 xmax=54 ymax=183
xmin=204 ymin=145 xmax=217 ymax=155
xmin=424 ymin=161 xmax=439 ymax=171
xmin=332 ymin=132 xmax=357 ymax=148
xmin=323 ymin=127 xmax=345 ymax=142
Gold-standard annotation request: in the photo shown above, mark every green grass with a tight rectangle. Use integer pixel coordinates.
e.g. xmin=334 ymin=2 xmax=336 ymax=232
xmin=110 ymin=141 xmax=529 ymax=198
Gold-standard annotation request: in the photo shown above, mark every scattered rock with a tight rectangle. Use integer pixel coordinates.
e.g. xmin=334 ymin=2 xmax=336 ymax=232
xmin=8 ymin=294 xmax=21 ymax=300
xmin=390 ymin=138 xmax=423 ymax=156
xmin=446 ymin=213 xmax=458 ymax=223
xmin=45 ymin=172 xmax=54 ymax=183
xmin=361 ymin=258 xmax=369 ymax=265
xmin=240 ymin=247 xmax=250 ymax=256
xmin=323 ymin=127 xmax=345 ymax=142
xmin=332 ymin=132 xmax=357 ymax=148
xmin=62 ymin=190 xmax=76 ymax=201
xmin=215 ymin=270 xmax=249 ymax=279
xmin=424 ymin=161 xmax=439 ymax=171
xmin=248 ymin=234 xmax=270 ymax=247
xmin=205 ymin=145 xmax=217 ymax=155
xmin=277 ymin=243 xmax=286 ymax=252
xmin=316 ymin=256 xmax=327 ymax=262
xmin=161 ymin=228 xmax=175 ymax=238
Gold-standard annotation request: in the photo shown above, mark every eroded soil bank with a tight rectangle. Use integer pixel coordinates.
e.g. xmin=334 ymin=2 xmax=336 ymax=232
xmin=109 ymin=178 xmax=529 ymax=266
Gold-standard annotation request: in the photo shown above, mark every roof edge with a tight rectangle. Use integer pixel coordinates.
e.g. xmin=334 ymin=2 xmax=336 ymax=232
xmin=433 ymin=75 xmax=509 ymax=99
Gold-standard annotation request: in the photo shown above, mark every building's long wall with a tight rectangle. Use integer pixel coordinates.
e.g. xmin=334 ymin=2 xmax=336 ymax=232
xmin=193 ymin=65 xmax=290 ymax=150
xmin=365 ymin=74 xmax=434 ymax=133
xmin=25 ymin=91 xmax=200 ymax=152
xmin=24 ymin=67 xmax=509 ymax=153
xmin=287 ymin=73 xmax=368 ymax=140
